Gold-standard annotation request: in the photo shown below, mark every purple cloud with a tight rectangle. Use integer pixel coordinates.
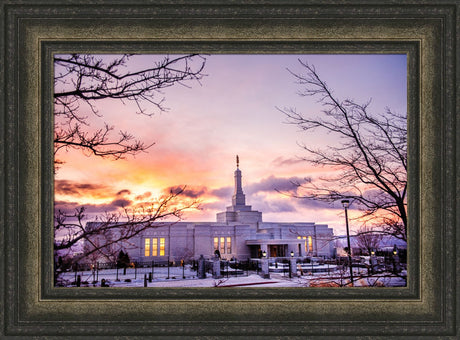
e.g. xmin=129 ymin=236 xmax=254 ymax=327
xmin=209 ymin=186 xmax=232 ymax=198
xmin=135 ymin=191 xmax=152 ymax=200
xmin=271 ymin=156 xmax=305 ymax=167
xmin=294 ymin=197 xmax=339 ymax=209
xmin=55 ymin=180 xmax=110 ymax=197
xmin=246 ymin=175 xmax=310 ymax=195
xmin=54 ymin=199 xmax=130 ymax=216
xmin=252 ymin=198 xmax=297 ymax=213
xmin=163 ymin=185 xmax=207 ymax=198
xmin=111 ymin=199 xmax=132 ymax=207
xmin=116 ymin=189 xmax=131 ymax=197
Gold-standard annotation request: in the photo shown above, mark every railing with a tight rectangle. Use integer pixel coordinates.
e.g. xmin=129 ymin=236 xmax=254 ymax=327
xmin=59 ymin=260 xmax=199 ymax=286
xmin=55 ymin=256 xmax=406 ymax=287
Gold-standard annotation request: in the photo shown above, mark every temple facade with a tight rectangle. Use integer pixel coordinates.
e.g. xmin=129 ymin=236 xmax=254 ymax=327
xmin=84 ymin=157 xmax=335 ymax=263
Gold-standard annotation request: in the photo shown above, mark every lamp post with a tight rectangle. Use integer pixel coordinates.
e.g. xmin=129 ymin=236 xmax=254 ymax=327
xmin=341 ymin=199 xmax=354 ymax=286
xmin=392 ymin=245 xmax=399 ymax=274
xmin=289 ymin=251 xmax=295 ymax=278
xmin=261 ymin=250 xmax=269 ymax=278
xmin=181 ymin=259 xmax=185 ymax=279
xmin=370 ymin=249 xmax=376 ymax=275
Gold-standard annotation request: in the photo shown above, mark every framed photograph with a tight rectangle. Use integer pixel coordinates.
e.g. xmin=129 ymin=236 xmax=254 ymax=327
xmin=53 ymin=52 xmax=408 ymax=290
xmin=1 ymin=1 xmax=457 ymax=338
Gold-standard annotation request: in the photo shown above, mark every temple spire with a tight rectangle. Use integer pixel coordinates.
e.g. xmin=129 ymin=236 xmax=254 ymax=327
xmin=232 ymin=155 xmax=245 ymax=206
xmin=215 ymin=155 xmax=263 ymax=223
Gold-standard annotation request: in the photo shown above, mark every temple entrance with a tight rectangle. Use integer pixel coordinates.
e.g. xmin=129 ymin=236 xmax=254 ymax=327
xmin=249 ymin=245 xmax=261 ymax=258
xmin=269 ymin=245 xmax=287 ymax=258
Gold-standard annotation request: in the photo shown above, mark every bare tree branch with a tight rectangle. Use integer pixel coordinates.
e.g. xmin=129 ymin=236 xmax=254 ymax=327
xmin=54 ymin=187 xmax=200 ymax=256
xmin=278 ymin=60 xmax=407 ymax=242
xmin=53 ymin=54 xmax=207 ymax=284
xmin=54 ymin=54 xmax=206 ymax=164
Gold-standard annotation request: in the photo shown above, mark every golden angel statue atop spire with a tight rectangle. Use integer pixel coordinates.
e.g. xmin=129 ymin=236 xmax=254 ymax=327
xmin=236 ymin=155 xmax=239 ymax=168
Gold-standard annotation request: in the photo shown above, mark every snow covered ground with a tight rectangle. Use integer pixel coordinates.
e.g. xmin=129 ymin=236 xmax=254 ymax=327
xmin=58 ymin=266 xmax=406 ymax=288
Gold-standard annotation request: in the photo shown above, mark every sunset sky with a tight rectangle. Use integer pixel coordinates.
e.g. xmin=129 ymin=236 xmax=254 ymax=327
xmin=54 ymin=54 xmax=407 ymax=235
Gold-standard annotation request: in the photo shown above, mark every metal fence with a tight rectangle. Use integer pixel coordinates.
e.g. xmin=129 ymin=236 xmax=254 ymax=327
xmin=63 ymin=260 xmax=199 ymax=286
xmin=219 ymin=259 xmax=259 ymax=278
xmin=57 ymin=256 xmax=405 ymax=287
xmin=60 ymin=259 xmax=259 ymax=286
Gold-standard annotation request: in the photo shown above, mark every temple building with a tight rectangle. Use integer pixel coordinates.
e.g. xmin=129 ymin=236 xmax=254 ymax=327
xmin=84 ymin=157 xmax=335 ymax=262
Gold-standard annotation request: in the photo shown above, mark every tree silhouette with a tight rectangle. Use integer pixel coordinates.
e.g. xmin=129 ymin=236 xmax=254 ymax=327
xmin=54 ymin=54 xmax=206 ymax=164
xmin=278 ymin=60 xmax=407 ymax=242
xmin=355 ymin=226 xmax=384 ymax=255
xmin=54 ymin=54 xmax=205 ymax=285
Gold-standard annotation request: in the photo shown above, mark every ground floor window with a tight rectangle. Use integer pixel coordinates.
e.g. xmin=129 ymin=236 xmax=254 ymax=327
xmin=214 ymin=236 xmax=232 ymax=254
xmin=144 ymin=237 xmax=165 ymax=257
xmin=298 ymin=235 xmax=313 ymax=253
xmin=308 ymin=236 xmax=313 ymax=252
xmin=159 ymin=238 xmax=165 ymax=256
xmin=152 ymin=238 xmax=158 ymax=256
xmin=144 ymin=238 xmax=150 ymax=257
xmin=220 ymin=237 xmax=225 ymax=254
xmin=226 ymin=237 xmax=232 ymax=254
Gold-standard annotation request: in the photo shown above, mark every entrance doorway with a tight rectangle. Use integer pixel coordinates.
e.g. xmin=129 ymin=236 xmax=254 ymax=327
xmin=269 ymin=245 xmax=287 ymax=258
xmin=249 ymin=245 xmax=261 ymax=258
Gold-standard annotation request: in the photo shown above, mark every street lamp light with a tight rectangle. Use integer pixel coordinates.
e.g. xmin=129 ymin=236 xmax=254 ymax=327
xmin=392 ymin=244 xmax=399 ymax=274
xmin=370 ymin=249 xmax=376 ymax=274
xmin=290 ymin=251 xmax=294 ymax=257
xmin=262 ymin=250 xmax=267 ymax=258
xmin=341 ymin=199 xmax=354 ymax=287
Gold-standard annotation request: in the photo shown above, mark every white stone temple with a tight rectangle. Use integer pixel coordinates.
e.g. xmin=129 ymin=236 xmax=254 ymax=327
xmin=84 ymin=156 xmax=335 ymax=262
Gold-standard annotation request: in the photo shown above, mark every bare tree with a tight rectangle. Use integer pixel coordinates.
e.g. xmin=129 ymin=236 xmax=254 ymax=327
xmin=54 ymin=54 xmax=206 ymax=164
xmin=355 ymin=225 xmax=383 ymax=255
xmin=54 ymin=187 xmax=199 ymax=284
xmin=278 ymin=60 xmax=407 ymax=242
xmin=53 ymin=54 xmax=206 ymax=284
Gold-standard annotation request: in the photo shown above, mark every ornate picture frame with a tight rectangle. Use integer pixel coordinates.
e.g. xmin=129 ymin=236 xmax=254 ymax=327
xmin=1 ymin=1 xmax=457 ymax=337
